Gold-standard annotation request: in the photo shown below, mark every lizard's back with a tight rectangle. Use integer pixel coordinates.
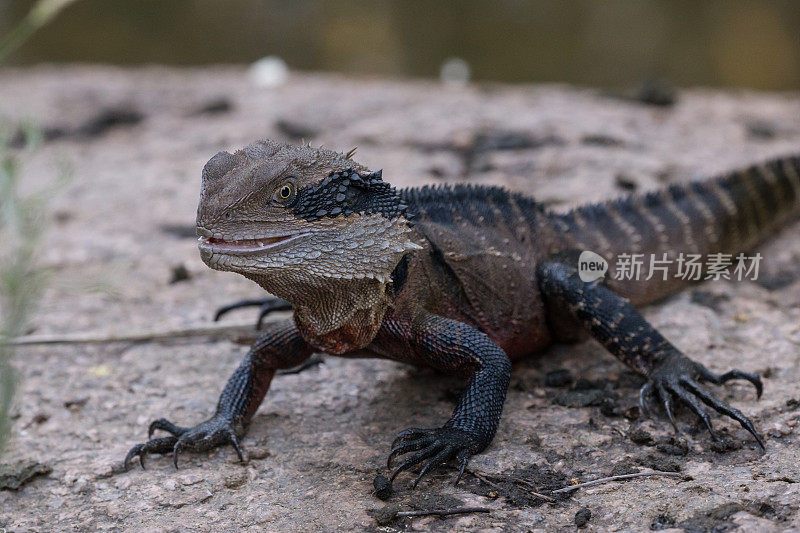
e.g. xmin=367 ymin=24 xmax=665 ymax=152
xmin=401 ymin=155 xmax=800 ymax=358
xmin=400 ymin=185 xmax=558 ymax=357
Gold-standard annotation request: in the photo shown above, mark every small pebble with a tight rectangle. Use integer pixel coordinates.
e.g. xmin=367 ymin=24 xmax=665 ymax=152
xmin=169 ymin=264 xmax=191 ymax=284
xmin=372 ymin=503 xmax=400 ymax=526
xmin=373 ymin=474 xmax=392 ymax=500
xmin=223 ymin=470 xmax=248 ymax=489
xmin=629 ymin=428 xmax=654 ymax=446
xmin=574 ymin=507 xmax=592 ymax=528
xmin=650 ymin=513 xmax=676 ymax=530
xmin=656 ymin=436 xmax=688 ymax=456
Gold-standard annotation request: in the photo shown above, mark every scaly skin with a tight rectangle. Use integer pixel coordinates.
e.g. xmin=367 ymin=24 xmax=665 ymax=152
xmin=126 ymin=140 xmax=799 ymax=486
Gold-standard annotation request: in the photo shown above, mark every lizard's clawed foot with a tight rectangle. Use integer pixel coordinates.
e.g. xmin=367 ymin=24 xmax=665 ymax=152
xmin=387 ymin=427 xmax=477 ymax=487
xmin=213 ymin=297 xmax=292 ymax=329
xmin=639 ymin=352 xmax=764 ymax=449
xmin=124 ymin=415 xmax=245 ymax=471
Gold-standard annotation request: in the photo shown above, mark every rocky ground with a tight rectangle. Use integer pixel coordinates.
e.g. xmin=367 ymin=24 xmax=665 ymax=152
xmin=0 ymin=66 xmax=799 ymax=531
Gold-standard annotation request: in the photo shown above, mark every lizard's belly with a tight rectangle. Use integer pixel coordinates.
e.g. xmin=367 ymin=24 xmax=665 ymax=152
xmin=423 ymin=286 xmax=553 ymax=360
xmin=492 ymin=319 xmax=553 ymax=360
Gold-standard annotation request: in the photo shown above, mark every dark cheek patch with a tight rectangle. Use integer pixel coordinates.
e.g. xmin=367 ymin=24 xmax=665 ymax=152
xmin=292 ymin=168 xmax=407 ymax=221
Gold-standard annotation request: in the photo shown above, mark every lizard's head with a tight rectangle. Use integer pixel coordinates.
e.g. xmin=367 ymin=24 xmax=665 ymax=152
xmin=196 ymin=140 xmax=420 ymax=292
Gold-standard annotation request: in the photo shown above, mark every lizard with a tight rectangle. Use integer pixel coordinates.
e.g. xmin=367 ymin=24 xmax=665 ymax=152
xmin=125 ymin=139 xmax=797 ymax=487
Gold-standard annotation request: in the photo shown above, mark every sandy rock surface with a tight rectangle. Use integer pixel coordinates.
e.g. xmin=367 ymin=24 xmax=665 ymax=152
xmin=1 ymin=66 xmax=799 ymax=531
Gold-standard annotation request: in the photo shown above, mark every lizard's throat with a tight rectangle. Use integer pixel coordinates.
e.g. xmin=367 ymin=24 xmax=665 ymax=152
xmin=200 ymin=214 xmax=422 ymax=347
xmin=245 ymin=270 xmax=392 ymax=352
xmin=243 ymin=269 xmax=386 ymax=310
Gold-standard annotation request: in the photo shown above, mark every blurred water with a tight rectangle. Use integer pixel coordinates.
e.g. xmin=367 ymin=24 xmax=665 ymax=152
xmin=2 ymin=0 xmax=799 ymax=89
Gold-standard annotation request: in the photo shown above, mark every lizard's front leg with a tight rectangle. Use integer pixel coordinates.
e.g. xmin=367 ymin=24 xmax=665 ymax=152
xmin=124 ymin=319 xmax=313 ymax=469
xmin=378 ymin=313 xmax=512 ymax=486
xmin=538 ymin=260 xmax=764 ymax=447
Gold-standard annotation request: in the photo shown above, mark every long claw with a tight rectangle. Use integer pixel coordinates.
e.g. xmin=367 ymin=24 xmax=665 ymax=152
xmin=639 ymin=382 xmax=654 ymax=418
xmin=388 ymin=437 xmax=430 ymax=469
xmin=214 ymin=299 xmax=269 ymax=321
xmin=681 ymin=378 xmax=765 ymax=449
xmin=125 ymin=415 xmax=242 ymax=471
xmin=391 ymin=428 xmax=427 ymax=449
xmin=390 ymin=444 xmax=439 ymax=483
xmin=124 ymin=444 xmax=144 ymax=471
xmin=387 ymin=427 xmax=477 ymax=486
xmin=139 ymin=450 xmax=148 ymax=470
xmin=228 ymin=430 xmax=246 ymax=462
xmin=173 ymin=439 xmax=185 ymax=469
xmin=674 ymin=380 xmax=716 ymax=439
xmin=256 ymin=310 xmax=270 ymax=330
xmin=656 ymin=382 xmax=680 ymax=432
xmin=720 ymin=370 xmax=763 ymax=399
xmin=148 ymin=418 xmax=186 ymax=439
xmin=454 ymin=450 xmax=471 ymax=486
xmin=412 ymin=446 xmax=454 ymax=487
xmin=698 ymin=367 xmax=763 ymax=399
xmin=256 ymin=299 xmax=292 ymax=329
xmin=214 ymin=297 xmax=292 ymax=326
xmin=124 ymin=436 xmax=177 ymax=471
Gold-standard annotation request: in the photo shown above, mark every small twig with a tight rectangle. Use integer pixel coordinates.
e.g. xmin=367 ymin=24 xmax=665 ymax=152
xmin=469 ymin=469 xmax=506 ymax=492
xmin=469 ymin=470 xmax=555 ymax=502
xmin=509 ymin=477 xmax=557 ymax=502
xmin=550 ymin=471 xmax=682 ymax=494
xmin=3 ymin=320 xmax=259 ymax=347
xmin=396 ymin=507 xmax=491 ymax=518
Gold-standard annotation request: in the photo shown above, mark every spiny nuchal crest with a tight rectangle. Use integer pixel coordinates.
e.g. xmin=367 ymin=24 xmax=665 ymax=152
xmin=292 ymin=168 xmax=408 ymax=221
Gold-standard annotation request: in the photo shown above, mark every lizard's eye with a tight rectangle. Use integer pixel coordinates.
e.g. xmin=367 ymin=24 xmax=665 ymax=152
xmin=274 ymin=182 xmax=296 ymax=205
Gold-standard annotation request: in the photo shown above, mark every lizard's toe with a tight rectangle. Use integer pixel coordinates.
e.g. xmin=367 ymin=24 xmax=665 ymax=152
xmin=390 ymin=427 xmax=429 ymax=450
xmin=171 ymin=416 xmax=247 ymax=469
xmin=148 ymin=417 xmax=187 ymax=439
xmin=648 ymin=353 xmax=765 ymax=449
xmin=388 ymin=427 xmax=477 ymax=487
xmin=699 ymin=367 xmax=763 ymax=399
xmin=124 ymin=415 xmax=246 ymax=470
xmin=638 ymin=381 xmax=656 ymax=418
xmin=124 ymin=436 xmax=177 ymax=470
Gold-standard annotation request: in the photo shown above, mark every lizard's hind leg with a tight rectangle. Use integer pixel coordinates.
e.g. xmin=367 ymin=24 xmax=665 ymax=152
xmin=213 ymin=296 xmax=292 ymax=329
xmin=538 ymin=260 xmax=764 ymax=448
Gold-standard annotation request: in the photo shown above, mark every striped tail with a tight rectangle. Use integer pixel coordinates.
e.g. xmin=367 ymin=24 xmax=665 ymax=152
xmin=552 ymin=155 xmax=800 ymax=304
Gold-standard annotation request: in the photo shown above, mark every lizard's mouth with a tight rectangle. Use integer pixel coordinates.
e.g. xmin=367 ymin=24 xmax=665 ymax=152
xmin=197 ymin=234 xmax=306 ymax=255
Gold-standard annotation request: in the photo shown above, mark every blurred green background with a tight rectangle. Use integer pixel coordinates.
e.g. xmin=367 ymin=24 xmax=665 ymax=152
xmin=2 ymin=0 xmax=800 ymax=89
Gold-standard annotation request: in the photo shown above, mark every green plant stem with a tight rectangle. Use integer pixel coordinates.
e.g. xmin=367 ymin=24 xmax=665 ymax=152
xmin=0 ymin=0 xmax=78 ymax=63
